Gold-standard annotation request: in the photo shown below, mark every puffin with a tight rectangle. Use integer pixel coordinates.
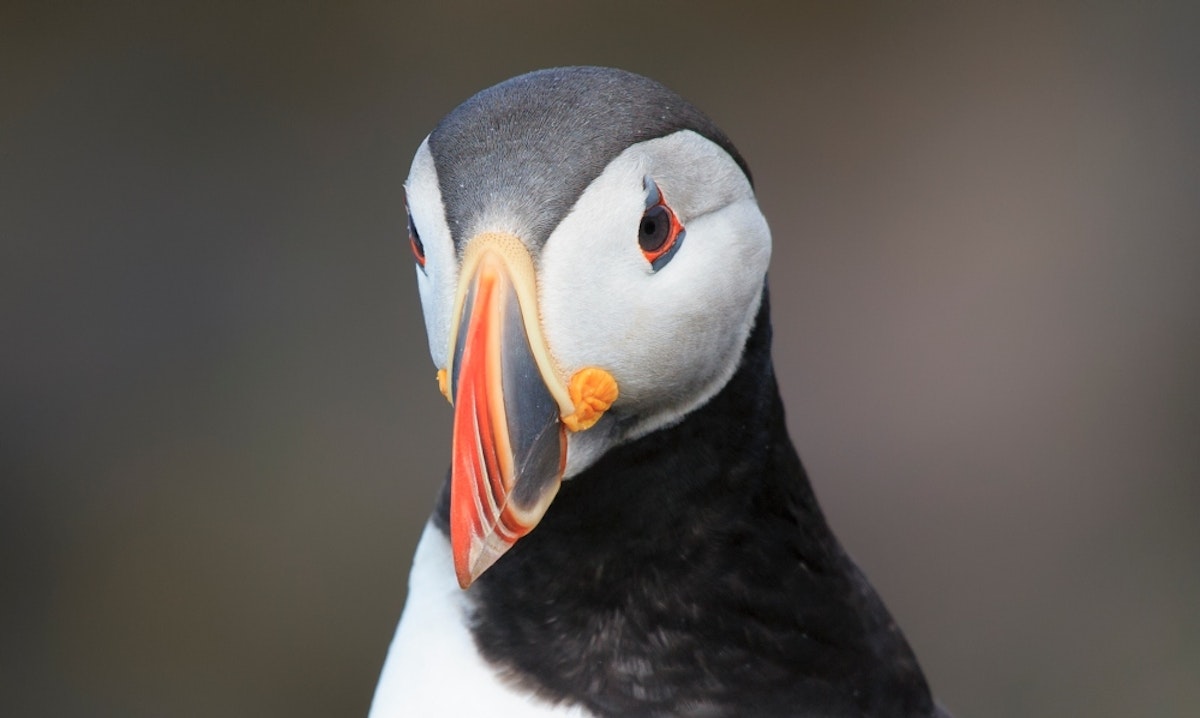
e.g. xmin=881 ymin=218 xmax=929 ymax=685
xmin=370 ymin=66 xmax=950 ymax=718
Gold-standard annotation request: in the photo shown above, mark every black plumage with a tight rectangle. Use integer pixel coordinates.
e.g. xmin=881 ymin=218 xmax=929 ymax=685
xmin=413 ymin=66 xmax=949 ymax=717
xmin=432 ymin=292 xmax=946 ymax=717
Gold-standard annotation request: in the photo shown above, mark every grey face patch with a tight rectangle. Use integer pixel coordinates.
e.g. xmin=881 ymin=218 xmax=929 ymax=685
xmin=427 ymin=66 xmax=751 ymax=253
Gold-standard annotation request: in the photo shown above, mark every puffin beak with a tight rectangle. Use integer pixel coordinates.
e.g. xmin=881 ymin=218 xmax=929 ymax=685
xmin=445 ymin=233 xmax=575 ymax=588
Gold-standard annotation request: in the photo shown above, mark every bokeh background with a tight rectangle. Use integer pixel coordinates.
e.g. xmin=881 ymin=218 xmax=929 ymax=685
xmin=4 ymin=2 xmax=1199 ymax=716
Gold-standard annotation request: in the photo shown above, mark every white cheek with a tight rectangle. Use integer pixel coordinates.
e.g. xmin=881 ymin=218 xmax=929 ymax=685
xmin=582 ymin=200 xmax=769 ymax=412
xmin=414 ymin=267 xmax=446 ymax=368
xmin=652 ymin=203 xmax=769 ymax=386
xmin=539 ymin=141 xmax=770 ymax=443
xmin=415 ymin=255 xmax=458 ymax=370
xmin=406 ymin=139 xmax=459 ymax=370
xmin=537 ymin=164 xmax=645 ymax=386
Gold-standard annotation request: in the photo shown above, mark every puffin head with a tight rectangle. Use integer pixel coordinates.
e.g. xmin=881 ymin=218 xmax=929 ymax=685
xmin=404 ymin=67 xmax=772 ymax=587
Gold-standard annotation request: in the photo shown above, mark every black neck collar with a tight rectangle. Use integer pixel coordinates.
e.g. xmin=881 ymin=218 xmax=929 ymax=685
xmin=434 ymin=291 xmax=937 ymax=717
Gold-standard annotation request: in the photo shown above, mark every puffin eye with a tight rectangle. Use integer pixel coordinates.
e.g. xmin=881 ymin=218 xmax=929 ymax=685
xmin=407 ymin=206 xmax=426 ymax=270
xmin=639 ymin=178 xmax=685 ymax=271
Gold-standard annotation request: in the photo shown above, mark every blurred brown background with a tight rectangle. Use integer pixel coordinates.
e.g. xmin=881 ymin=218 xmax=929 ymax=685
xmin=3 ymin=2 xmax=1198 ymax=716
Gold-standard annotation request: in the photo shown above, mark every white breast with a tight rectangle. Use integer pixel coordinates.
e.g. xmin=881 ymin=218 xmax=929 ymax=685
xmin=369 ymin=522 xmax=594 ymax=717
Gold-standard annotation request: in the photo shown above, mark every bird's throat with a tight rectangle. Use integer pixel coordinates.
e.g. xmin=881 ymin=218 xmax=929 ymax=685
xmin=431 ymin=290 xmax=935 ymax=717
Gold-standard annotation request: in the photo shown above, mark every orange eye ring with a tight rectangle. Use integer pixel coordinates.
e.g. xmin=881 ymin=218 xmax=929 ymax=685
xmin=639 ymin=179 xmax=685 ymax=271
